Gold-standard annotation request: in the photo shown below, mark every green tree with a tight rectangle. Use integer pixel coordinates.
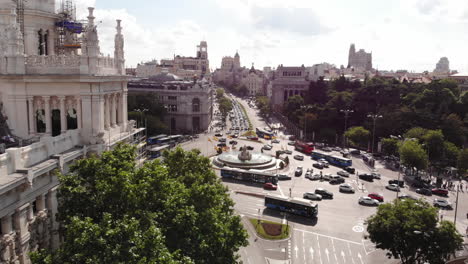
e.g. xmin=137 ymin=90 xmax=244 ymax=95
xmin=216 ymin=88 xmax=225 ymax=99
xmin=404 ymin=127 xmax=427 ymax=141
xmin=442 ymin=113 xmax=466 ymax=147
xmin=256 ymin=96 xmax=271 ymax=117
xmin=381 ymin=138 xmax=399 ymax=156
xmin=344 ymin=126 xmax=370 ymax=148
xmin=34 ymin=145 xmax=248 ymax=264
xmin=218 ymin=97 xmax=233 ymax=119
xmin=458 ymin=148 xmax=468 ymax=178
xmin=399 ymin=140 xmax=428 ymax=174
xmin=366 ymin=199 xmax=463 ymax=264
xmin=443 ymin=141 xmax=460 ymax=167
xmin=422 ymin=130 xmax=445 ymax=163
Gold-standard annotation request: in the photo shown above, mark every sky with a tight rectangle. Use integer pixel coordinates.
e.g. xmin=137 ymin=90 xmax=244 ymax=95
xmin=73 ymin=0 xmax=468 ymax=72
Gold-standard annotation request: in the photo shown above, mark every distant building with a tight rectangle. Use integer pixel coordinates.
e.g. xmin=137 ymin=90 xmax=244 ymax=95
xmin=270 ymin=65 xmax=310 ymax=108
xmin=136 ymin=41 xmax=210 ymax=80
xmin=307 ymin=63 xmax=339 ymax=81
xmin=449 ymin=72 xmax=468 ymax=92
xmin=241 ymin=65 xmax=264 ymax=96
xmin=347 ymin=44 xmax=372 ymax=71
xmin=434 ymin=57 xmax=450 ymax=73
xmin=212 ymin=51 xmax=242 ymax=87
xmin=128 ymin=72 xmax=214 ymax=133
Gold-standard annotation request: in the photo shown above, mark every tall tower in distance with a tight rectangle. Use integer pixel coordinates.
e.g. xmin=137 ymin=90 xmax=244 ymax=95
xmin=348 ymin=44 xmax=356 ymax=68
xmin=234 ymin=51 xmax=240 ymax=69
xmin=197 ymin=41 xmax=208 ymax=59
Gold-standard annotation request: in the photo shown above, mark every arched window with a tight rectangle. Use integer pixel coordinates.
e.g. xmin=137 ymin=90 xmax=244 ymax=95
xmin=192 ymin=98 xmax=200 ymax=112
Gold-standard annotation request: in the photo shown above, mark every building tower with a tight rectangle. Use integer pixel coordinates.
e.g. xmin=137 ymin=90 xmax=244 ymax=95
xmin=234 ymin=51 xmax=240 ymax=69
xmin=348 ymin=44 xmax=355 ymax=68
xmin=197 ymin=41 xmax=208 ymax=59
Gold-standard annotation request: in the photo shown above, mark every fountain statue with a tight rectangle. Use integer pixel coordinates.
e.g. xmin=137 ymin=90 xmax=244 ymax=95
xmin=238 ymin=145 xmax=252 ymax=161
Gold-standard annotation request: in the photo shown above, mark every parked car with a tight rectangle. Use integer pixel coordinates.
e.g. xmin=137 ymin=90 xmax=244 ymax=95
xmin=294 ymin=155 xmax=304 ymax=161
xmin=307 ymin=174 xmax=321 ymax=181
xmin=388 ymin=179 xmax=405 ymax=187
xmin=359 ymin=196 xmax=379 ymax=206
xmin=337 ymin=170 xmax=350 ymax=177
xmin=284 ymin=150 xmax=292 ymax=154
xmin=295 ymin=167 xmax=303 ymax=176
xmin=305 ymin=170 xmax=312 ymax=179
xmin=277 ymin=174 xmax=292 ymax=181
xmin=231 ymin=134 xmax=239 ymax=138
xmin=303 ymin=192 xmax=322 ymax=201
xmin=371 ymin=172 xmax=381 ymax=179
xmin=318 ymin=159 xmax=329 ymax=167
xmin=272 ymin=139 xmax=280 ymax=144
xmin=215 ymin=133 xmax=223 ymax=137
xmin=217 ymin=143 xmax=227 ymax=147
xmin=398 ymin=194 xmax=417 ymax=201
xmin=263 ymin=182 xmax=277 ymax=190
xmin=386 ymin=184 xmax=400 ymax=191
xmin=229 ymin=140 xmax=237 ymax=145
xmin=343 ymin=166 xmax=356 ymax=174
xmin=315 ymin=188 xmax=333 ymax=199
xmin=263 ymin=144 xmax=273 ymax=150
xmin=339 ymin=183 xmax=355 ymax=193
xmin=368 ymin=193 xmax=384 ymax=202
xmin=322 ymin=173 xmax=332 ymax=181
xmin=246 ymin=146 xmax=254 ymax=150
xmin=433 ymin=198 xmax=452 ymax=209
xmin=432 ymin=188 xmax=449 ymax=196
xmin=412 ymin=181 xmax=432 ymax=189
xmin=416 ymin=188 xmax=432 ymax=196
xmin=313 ymin=163 xmax=324 ymax=169
xmin=329 ymin=176 xmax=345 ymax=185
xmin=359 ymin=174 xmax=374 ymax=182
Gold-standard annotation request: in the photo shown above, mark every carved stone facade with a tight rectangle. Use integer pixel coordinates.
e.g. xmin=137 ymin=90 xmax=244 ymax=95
xmin=347 ymin=43 xmax=372 ymax=72
xmin=0 ymin=1 xmax=145 ymax=263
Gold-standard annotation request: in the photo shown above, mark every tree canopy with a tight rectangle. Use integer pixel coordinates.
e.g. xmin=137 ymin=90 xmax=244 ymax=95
xmin=31 ymin=145 xmax=248 ymax=264
xmin=399 ymin=140 xmax=428 ymax=173
xmin=366 ymin=199 xmax=463 ymax=264
xmin=344 ymin=126 xmax=370 ymax=148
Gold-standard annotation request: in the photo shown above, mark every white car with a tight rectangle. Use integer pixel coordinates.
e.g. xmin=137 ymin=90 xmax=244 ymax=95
xmin=263 ymin=144 xmax=273 ymax=150
xmin=371 ymin=171 xmax=381 ymax=179
xmin=303 ymin=192 xmax=322 ymax=201
xmin=337 ymin=170 xmax=350 ymax=177
xmin=322 ymin=173 xmax=332 ymax=181
xmin=305 ymin=171 xmax=312 ymax=179
xmin=358 ymin=196 xmax=379 ymax=206
xmin=307 ymin=174 xmax=321 ymax=180
xmin=386 ymin=184 xmax=400 ymax=191
xmin=284 ymin=150 xmax=292 ymax=154
xmin=433 ymin=199 xmax=452 ymax=209
xmin=339 ymin=183 xmax=355 ymax=193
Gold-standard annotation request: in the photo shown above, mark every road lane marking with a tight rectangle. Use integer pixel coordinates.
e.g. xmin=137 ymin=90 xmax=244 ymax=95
xmin=278 ymin=184 xmax=285 ymax=197
xmin=310 ymin=247 xmax=314 ymax=260
xmin=347 ymin=243 xmax=356 ymax=264
xmin=341 ymin=251 xmax=346 ymax=263
xmin=325 ymin=248 xmax=330 ymax=262
xmin=317 ymin=235 xmax=323 ymax=264
xmin=357 ymin=252 xmax=365 ymax=264
xmin=331 ymin=238 xmax=338 ymax=263
xmin=294 ymin=246 xmax=298 ymax=259
xmin=295 ymin=228 xmax=362 ymax=245
xmin=302 ymin=232 xmax=306 ymax=263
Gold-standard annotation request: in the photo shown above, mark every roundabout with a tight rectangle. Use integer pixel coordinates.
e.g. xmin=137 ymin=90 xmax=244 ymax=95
xmin=212 ymin=146 xmax=278 ymax=170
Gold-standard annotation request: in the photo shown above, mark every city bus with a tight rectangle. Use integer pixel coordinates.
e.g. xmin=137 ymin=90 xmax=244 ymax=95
xmin=264 ymin=194 xmax=318 ymax=218
xmin=220 ymin=168 xmax=278 ymax=185
xmin=147 ymin=144 xmax=170 ymax=159
xmin=311 ymin=151 xmax=352 ymax=167
xmin=256 ymin=128 xmax=274 ymax=139
xmin=294 ymin=141 xmax=315 ymax=154
xmin=147 ymin=134 xmax=167 ymax=145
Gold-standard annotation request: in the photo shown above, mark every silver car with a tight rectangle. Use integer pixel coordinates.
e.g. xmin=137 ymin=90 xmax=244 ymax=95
xmin=358 ymin=196 xmax=379 ymax=206
xmin=337 ymin=170 xmax=350 ymax=177
xmin=386 ymin=184 xmax=400 ymax=191
xmin=303 ymin=192 xmax=322 ymax=201
xmin=339 ymin=183 xmax=355 ymax=193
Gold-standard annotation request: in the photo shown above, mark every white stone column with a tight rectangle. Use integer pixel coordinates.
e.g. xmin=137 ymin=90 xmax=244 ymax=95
xmin=44 ymin=96 xmax=52 ymax=135
xmin=104 ymin=95 xmax=110 ymax=129
xmin=76 ymin=97 xmax=82 ymax=130
xmin=27 ymin=97 xmax=35 ymax=135
xmin=59 ymin=96 xmax=67 ymax=134
xmin=47 ymin=29 xmax=54 ymax=56
xmin=36 ymin=194 xmax=45 ymax=212
xmin=117 ymin=93 xmax=123 ymax=125
xmin=110 ymin=94 xmax=116 ymax=127
xmin=47 ymin=187 xmax=59 ymax=250
xmin=122 ymin=91 xmax=128 ymax=128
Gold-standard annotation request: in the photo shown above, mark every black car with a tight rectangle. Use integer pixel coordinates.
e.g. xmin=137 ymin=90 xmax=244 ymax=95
xmin=217 ymin=143 xmax=227 ymax=147
xmin=215 ymin=133 xmax=223 ymax=137
xmin=359 ymin=174 xmax=374 ymax=182
xmin=315 ymin=188 xmax=333 ymax=199
xmin=229 ymin=140 xmax=237 ymax=145
xmin=313 ymin=163 xmax=324 ymax=169
xmin=329 ymin=177 xmax=345 ymax=185
xmin=295 ymin=167 xmax=303 ymax=176
xmin=416 ymin=188 xmax=432 ymax=196
xmin=277 ymin=174 xmax=292 ymax=181
xmin=350 ymin=149 xmax=361 ymax=155
xmin=246 ymin=146 xmax=254 ymax=150
xmin=388 ymin=180 xmax=405 ymax=187
xmin=343 ymin=166 xmax=355 ymax=174
xmin=412 ymin=181 xmax=431 ymax=189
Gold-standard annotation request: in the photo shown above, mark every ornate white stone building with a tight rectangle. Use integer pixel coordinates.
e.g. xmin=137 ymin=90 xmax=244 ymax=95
xmin=0 ymin=1 xmax=144 ymax=263
xmin=270 ymin=65 xmax=310 ymax=108
xmin=136 ymin=41 xmax=210 ymax=80
xmin=241 ymin=65 xmax=264 ymax=96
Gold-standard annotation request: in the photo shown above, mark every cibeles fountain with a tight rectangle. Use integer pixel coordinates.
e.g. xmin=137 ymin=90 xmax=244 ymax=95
xmin=212 ymin=146 xmax=278 ymax=170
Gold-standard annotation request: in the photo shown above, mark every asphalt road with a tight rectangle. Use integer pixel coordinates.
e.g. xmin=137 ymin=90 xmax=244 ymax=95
xmin=180 ymin=94 xmax=468 ymax=264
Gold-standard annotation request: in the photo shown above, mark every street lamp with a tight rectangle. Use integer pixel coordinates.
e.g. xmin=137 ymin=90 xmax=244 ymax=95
xmin=340 ymin=109 xmax=354 ymax=150
xmin=134 ymin=108 xmax=148 ymax=128
xmin=367 ymin=113 xmax=383 ymax=154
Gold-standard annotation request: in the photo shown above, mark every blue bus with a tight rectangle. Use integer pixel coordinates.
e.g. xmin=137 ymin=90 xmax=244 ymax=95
xmin=311 ymin=151 xmax=352 ymax=168
xmin=265 ymin=194 xmax=318 ymax=218
xmin=148 ymin=134 xmax=167 ymax=145
xmin=220 ymin=168 xmax=278 ymax=185
xmin=147 ymin=145 xmax=170 ymax=159
xmin=256 ymin=128 xmax=274 ymax=139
